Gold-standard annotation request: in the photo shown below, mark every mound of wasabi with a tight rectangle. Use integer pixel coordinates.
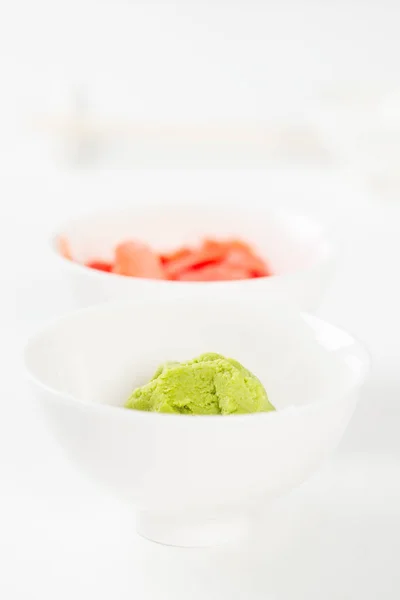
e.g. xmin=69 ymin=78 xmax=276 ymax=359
xmin=125 ymin=353 xmax=275 ymax=415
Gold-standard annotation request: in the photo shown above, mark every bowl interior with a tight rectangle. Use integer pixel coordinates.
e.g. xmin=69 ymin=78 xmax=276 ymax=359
xmin=25 ymin=297 xmax=366 ymax=413
xmin=54 ymin=205 xmax=330 ymax=276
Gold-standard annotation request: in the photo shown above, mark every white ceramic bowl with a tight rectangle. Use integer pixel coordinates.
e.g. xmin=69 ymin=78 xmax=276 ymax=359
xmin=51 ymin=204 xmax=334 ymax=311
xmin=24 ymin=296 xmax=368 ymax=547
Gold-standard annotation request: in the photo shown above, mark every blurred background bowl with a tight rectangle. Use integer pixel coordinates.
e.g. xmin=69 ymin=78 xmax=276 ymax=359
xmin=52 ymin=204 xmax=334 ymax=311
xmin=314 ymin=83 xmax=400 ymax=199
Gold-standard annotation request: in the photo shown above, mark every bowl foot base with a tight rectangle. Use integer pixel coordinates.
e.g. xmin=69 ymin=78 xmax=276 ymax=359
xmin=136 ymin=509 xmax=249 ymax=547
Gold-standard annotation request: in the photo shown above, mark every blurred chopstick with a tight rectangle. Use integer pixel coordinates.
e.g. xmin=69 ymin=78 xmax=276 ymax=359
xmin=31 ymin=115 xmax=325 ymax=150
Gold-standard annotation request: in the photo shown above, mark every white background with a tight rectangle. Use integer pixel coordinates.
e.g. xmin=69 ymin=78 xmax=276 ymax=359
xmin=2 ymin=0 xmax=400 ymax=172
xmin=3 ymin=0 xmax=400 ymax=597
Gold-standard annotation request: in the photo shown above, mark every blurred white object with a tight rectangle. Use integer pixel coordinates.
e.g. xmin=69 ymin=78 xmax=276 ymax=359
xmin=34 ymin=83 xmax=328 ymax=169
xmin=51 ymin=204 xmax=334 ymax=311
xmin=315 ymin=84 xmax=400 ymax=199
xmin=24 ymin=296 xmax=369 ymax=547
xmin=36 ymin=116 xmax=328 ymax=169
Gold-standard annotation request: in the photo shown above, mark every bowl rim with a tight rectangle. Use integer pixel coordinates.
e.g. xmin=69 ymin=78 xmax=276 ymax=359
xmin=23 ymin=300 xmax=370 ymax=423
xmin=48 ymin=204 xmax=335 ymax=285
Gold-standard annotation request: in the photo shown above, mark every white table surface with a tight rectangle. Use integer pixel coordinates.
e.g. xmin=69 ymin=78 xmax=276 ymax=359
xmin=5 ymin=168 xmax=400 ymax=599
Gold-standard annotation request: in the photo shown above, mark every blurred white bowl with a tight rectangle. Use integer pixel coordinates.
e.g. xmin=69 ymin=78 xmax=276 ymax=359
xmin=51 ymin=204 xmax=334 ymax=311
xmin=24 ymin=296 xmax=368 ymax=547
xmin=315 ymin=84 xmax=400 ymax=197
